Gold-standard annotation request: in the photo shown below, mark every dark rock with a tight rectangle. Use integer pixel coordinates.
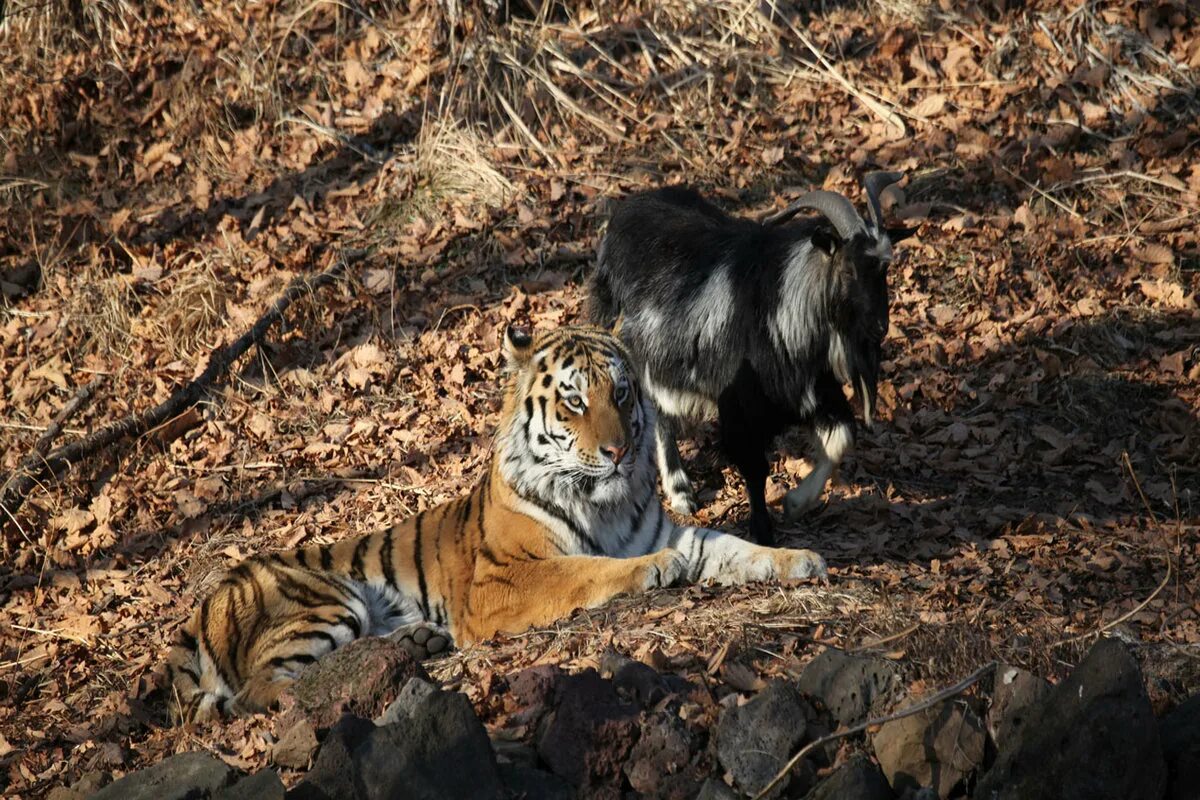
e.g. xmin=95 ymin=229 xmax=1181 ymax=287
xmin=277 ymin=637 xmax=429 ymax=732
xmin=510 ymin=664 xmax=566 ymax=704
xmin=715 ymin=680 xmax=815 ymax=798
xmin=492 ymin=738 xmax=540 ymax=768
xmin=537 ymin=669 xmax=641 ymax=789
xmin=601 ymin=650 xmax=693 ymax=708
xmin=355 ymin=689 xmax=501 ymax=800
xmin=1161 ymin=693 xmax=1200 ymax=800
xmin=898 ymin=789 xmax=938 ymax=800
xmin=871 ymin=702 xmax=984 ymax=799
xmin=215 ymin=770 xmax=286 ymax=800
xmin=87 ymin=752 xmax=233 ymax=800
xmin=797 ymin=649 xmax=901 ymax=726
xmin=272 ymin=718 xmax=319 ymax=769
xmin=976 ymin=638 xmax=1167 ymax=800
xmin=48 ymin=772 xmax=107 ymax=800
xmin=624 ymin=711 xmax=703 ymax=799
xmin=1 ymin=261 xmax=41 ymax=300
xmin=288 ymin=715 xmax=376 ymax=800
xmin=498 ymin=763 xmax=575 ymax=800
xmin=506 ymin=664 xmax=566 ymax=731
xmin=375 ymin=677 xmax=438 ymax=725
xmin=987 ymin=665 xmax=1051 ymax=753
xmin=805 ymin=755 xmax=894 ymax=800
xmin=696 ymin=778 xmax=740 ymax=800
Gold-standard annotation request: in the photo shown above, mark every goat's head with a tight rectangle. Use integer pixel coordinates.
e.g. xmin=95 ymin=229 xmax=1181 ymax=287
xmin=774 ymin=172 xmax=906 ymax=425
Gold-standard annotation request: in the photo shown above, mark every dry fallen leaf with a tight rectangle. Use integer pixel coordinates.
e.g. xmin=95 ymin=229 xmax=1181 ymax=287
xmin=913 ymin=93 xmax=948 ymax=118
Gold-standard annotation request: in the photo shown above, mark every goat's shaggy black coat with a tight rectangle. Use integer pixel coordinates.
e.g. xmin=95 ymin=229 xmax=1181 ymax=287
xmin=590 ymin=185 xmax=896 ymax=545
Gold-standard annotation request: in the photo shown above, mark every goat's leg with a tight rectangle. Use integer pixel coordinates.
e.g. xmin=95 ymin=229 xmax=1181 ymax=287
xmin=784 ymin=385 xmax=854 ymax=521
xmin=655 ymin=412 xmax=698 ymax=515
xmin=717 ymin=392 xmax=775 ymax=547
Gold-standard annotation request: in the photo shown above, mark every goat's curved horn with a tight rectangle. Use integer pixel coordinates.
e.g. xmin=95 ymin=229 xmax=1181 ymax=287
xmin=762 ymin=190 xmax=864 ymax=239
xmin=863 ymin=171 xmax=904 ymax=231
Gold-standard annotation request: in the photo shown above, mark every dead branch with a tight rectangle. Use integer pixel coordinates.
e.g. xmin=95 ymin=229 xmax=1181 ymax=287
xmin=752 ymin=661 xmax=997 ymax=800
xmin=0 ymin=377 xmax=103 ymax=504
xmin=0 ymin=255 xmax=350 ymax=530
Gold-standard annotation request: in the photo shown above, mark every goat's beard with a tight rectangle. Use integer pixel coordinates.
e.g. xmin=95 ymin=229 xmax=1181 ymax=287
xmin=850 ymin=341 xmax=882 ymax=428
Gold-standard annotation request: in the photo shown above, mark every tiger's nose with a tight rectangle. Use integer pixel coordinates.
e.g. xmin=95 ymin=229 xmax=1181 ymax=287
xmin=601 ymin=442 xmax=627 ymax=464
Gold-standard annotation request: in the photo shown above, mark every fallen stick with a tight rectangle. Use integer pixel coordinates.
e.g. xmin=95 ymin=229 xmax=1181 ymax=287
xmin=0 ymin=377 xmax=102 ymax=497
xmin=0 ymin=255 xmax=349 ymax=530
xmin=751 ymin=661 xmax=997 ymax=800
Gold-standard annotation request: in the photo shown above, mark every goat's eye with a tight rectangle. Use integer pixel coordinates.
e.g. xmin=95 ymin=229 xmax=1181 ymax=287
xmin=565 ymin=395 xmax=586 ymax=413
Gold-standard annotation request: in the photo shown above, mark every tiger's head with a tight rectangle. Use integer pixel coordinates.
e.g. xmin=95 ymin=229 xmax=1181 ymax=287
xmin=496 ymin=324 xmax=654 ymax=506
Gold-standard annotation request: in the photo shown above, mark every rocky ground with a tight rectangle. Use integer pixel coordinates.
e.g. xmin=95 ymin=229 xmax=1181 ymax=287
xmin=1 ymin=0 xmax=1198 ymax=797
xmin=49 ymin=635 xmax=1200 ymax=798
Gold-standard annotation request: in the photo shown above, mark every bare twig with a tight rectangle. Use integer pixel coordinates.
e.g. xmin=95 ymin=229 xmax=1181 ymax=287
xmin=752 ymin=661 xmax=997 ymax=799
xmin=1051 ymin=552 xmax=1172 ymax=650
xmin=0 ymin=377 xmax=101 ymax=518
xmin=1051 ymin=453 xmax=1172 ymax=649
xmin=784 ymin=24 xmax=907 ymax=136
xmin=998 ymin=164 xmax=1091 ymax=223
xmin=0 ymin=255 xmax=351 ymax=530
xmin=849 ymin=622 xmax=920 ymax=653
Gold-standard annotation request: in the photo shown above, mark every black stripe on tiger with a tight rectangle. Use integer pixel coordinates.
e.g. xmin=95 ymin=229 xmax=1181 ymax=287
xmin=413 ymin=511 xmax=430 ymax=619
xmin=283 ymin=629 xmax=340 ymax=651
xmin=267 ymin=652 xmax=319 ymax=670
xmin=380 ymin=527 xmax=397 ymax=590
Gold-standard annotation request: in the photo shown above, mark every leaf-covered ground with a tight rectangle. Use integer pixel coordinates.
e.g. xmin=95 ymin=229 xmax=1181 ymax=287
xmin=1 ymin=0 xmax=1198 ymax=795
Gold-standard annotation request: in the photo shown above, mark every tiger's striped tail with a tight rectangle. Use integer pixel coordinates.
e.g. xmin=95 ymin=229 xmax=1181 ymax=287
xmin=165 ymin=609 xmax=228 ymax=724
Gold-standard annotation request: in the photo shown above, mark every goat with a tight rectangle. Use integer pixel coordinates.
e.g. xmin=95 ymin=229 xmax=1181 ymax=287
xmin=588 ymin=172 xmax=905 ymax=546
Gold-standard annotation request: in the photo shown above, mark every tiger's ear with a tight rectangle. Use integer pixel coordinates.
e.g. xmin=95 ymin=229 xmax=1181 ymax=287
xmin=502 ymin=324 xmax=534 ymax=368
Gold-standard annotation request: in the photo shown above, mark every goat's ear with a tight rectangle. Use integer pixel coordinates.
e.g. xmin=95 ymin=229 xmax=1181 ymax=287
xmin=886 ymin=225 xmax=918 ymax=244
xmin=812 ymin=228 xmax=839 ymax=256
xmin=502 ymin=324 xmax=535 ymax=368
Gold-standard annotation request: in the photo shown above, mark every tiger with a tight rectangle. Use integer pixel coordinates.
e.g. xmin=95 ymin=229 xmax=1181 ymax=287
xmin=167 ymin=325 xmax=826 ymax=722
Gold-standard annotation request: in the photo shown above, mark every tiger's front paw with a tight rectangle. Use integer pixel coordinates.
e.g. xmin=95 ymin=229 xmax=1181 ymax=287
xmin=775 ymin=548 xmax=827 ymax=579
xmin=386 ymin=622 xmax=454 ymax=660
xmin=642 ymin=548 xmax=688 ymax=589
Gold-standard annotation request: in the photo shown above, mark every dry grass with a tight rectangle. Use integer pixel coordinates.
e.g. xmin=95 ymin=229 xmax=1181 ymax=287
xmin=0 ymin=0 xmax=139 ymax=62
xmin=416 ymin=120 xmax=515 ymax=209
xmin=152 ymin=263 xmax=230 ymax=358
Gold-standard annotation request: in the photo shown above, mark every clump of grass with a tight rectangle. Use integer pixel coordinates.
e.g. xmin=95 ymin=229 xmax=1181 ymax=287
xmin=152 ymin=263 xmax=229 ymax=359
xmin=58 ymin=269 xmax=140 ymax=360
xmin=416 ymin=119 xmax=515 ymax=209
xmin=370 ymin=119 xmax=514 ymax=234
xmin=0 ymin=0 xmax=137 ymax=62
xmin=868 ymin=0 xmax=937 ymax=26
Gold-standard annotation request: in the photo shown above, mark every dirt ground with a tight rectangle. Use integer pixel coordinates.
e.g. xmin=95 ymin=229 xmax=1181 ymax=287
xmin=1 ymin=0 xmax=1197 ymax=795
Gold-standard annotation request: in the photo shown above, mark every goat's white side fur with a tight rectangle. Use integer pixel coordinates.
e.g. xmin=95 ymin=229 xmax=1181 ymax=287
xmin=769 ymin=241 xmax=823 ymax=353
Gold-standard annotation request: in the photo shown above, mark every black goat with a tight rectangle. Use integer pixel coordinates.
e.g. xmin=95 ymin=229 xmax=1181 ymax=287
xmin=588 ymin=173 xmax=905 ymax=545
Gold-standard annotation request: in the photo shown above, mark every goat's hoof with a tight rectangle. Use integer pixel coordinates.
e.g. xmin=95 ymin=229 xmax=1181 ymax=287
xmin=668 ymin=491 xmax=699 ymax=516
xmin=783 ymin=487 xmax=825 ymax=522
